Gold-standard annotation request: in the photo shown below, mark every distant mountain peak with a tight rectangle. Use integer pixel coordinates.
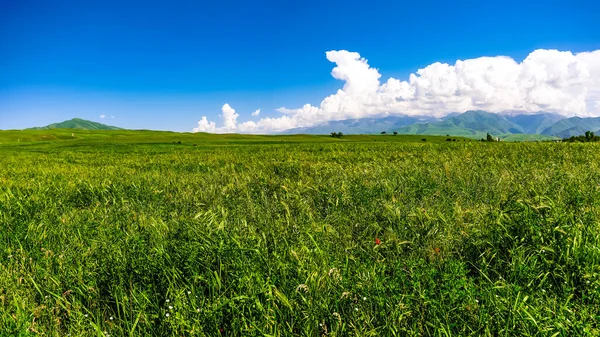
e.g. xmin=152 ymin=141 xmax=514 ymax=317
xmin=27 ymin=118 xmax=123 ymax=130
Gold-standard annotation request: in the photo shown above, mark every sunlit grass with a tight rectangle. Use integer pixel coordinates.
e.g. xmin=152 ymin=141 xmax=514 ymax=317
xmin=0 ymin=133 xmax=599 ymax=336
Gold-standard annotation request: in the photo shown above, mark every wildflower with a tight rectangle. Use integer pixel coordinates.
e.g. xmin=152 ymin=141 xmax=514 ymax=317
xmin=333 ymin=312 xmax=341 ymax=323
xmin=165 ymin=313 xmax=170 ymax=317
xmin=109 ymin=316 xmax=114 ymax=320
xmin=187 ymin=291 xmax=192 ymax=295
xmin=475 ymin=299 xmax=479 ymax=303
xmin=166 ymin=299 xmax=170 ymax=303
xmin=355 ymin=307 xmax=359 ymax=311
xmin=587 ymin=280 xmax=590 ymax=284
xmin=296 ymin=284 xmax=309 ymax=293
xmin=363 ymin=296 xmax=367 ymax=301
xmin=340 ymin=292 xmax=350 ymax=299
xmin=84 ymin=314 xmax=88 ymax=317
xmin=196 ymin=308 xmax=201 ymax=312
xmin=542 ymin=289 xmax=546 ymax=293
xmin=168 ymin=306 xmax=173 ymax=310
xmin=375 ymin=238 xmax=381 ymax=245
xmin=328 ymin=268 xmax=341 ymax=281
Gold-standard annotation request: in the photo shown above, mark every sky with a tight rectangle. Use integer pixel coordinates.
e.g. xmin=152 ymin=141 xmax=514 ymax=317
xmin=1 ymin=0 xmax=599 ymax=132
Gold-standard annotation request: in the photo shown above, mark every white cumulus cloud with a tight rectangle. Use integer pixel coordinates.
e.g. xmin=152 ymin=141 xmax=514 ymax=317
xmin=251 ymin=109 xmax=261 ymax=117
xmin=193 ymin=49 xmax=600 ymax=134
xmin=100 ymin=114 xmax=106 ymax=119
xmin=193 ymin=103 xmax=243 ymax=133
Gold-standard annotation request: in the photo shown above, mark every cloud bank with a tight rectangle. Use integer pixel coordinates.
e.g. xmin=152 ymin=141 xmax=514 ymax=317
xmin=193 ymin=49 xmax=600 ymax=134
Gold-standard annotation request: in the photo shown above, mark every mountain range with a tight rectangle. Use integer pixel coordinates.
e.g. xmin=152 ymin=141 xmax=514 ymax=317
xmin=22 ymin=113 xmax=600 ymax=139
xmin=282 ymin=110 xmax=600 ymax=139
xmin=26 ymin=118 xmax=122 ymax=131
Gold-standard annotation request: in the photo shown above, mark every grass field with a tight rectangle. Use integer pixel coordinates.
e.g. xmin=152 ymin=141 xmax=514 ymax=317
xmin=1 ymin=130 xmax=599 ymax=336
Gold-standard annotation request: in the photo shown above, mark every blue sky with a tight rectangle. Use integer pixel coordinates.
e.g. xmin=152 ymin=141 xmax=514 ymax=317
xmin=1 ymin=0 xmax=599 ymax=131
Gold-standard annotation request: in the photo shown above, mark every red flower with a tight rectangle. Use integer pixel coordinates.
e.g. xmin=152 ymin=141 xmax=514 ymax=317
xmin=375 ymin=238 xmax=381 ymax=245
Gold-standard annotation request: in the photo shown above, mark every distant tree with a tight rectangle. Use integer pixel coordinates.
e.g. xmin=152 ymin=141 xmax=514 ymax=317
xmin=446 ymin=138 xmax=452 ymax=141
xmin=330 ymin=132 xmax=338 ymax=138
xmin=486 ymin=133 xmax=494 ymax=142
xmin=563 ymin=131 xmax=600 ymax=142
xmin=421 ymin=138 xmax=427 ymax=142
xmin=337 ymin=132 xmax=343 ymax=138
xmin=393 ymin=131 xmax=398 ymax=136
xmin=381 ymin=131 xmax=387 ymax=135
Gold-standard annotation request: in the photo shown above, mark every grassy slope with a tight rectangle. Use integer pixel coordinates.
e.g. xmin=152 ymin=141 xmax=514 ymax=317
xmin=1 ymin=134 xmax=599 ymax=336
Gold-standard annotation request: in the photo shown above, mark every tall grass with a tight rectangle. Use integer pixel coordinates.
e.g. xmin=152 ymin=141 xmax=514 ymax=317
xmin=1 ymin=139 xmax=599 ymax=336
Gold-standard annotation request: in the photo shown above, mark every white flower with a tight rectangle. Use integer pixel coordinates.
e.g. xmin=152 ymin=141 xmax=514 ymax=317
xmin=542 ymin=289 xmax=546 ymax=293
xmin=187 ymin=291 xmax=192 ymax=295
xmin=586 ymin=281 xmax=590 ymax=284
xmin=296 ymin=284 xmax=309 ymax=293
xmin=475 ymin=299 xmax=479 ymax=303
xmin=196 ymin=308 xmax=201 ymax=312
xmin=84 ymin=314 xmax=88 ymax=317
xmin=355 ymin=307 xmax=359 ymax=311
xmin=109 ymin=316 xmax=114 ymax=320
xmin=363 ymin=297 xmax=367 ymax=301
xmin=166 ymin=299 xmax=170 ymax=303
xmin=168 ymin=306 xmax=173 ymax=310
xmin=165 ymin=313 xmax=170 ymax=317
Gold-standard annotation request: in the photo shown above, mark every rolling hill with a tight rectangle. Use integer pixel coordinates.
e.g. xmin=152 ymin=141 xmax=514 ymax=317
xmin=540 ymin=117 xmax=600 ymax=138
xmin=397 ymin=110 xmax=525 ymax=137
xmin=504 ymin=112 xmax=565 ymax=134
xmin=27 ymin=118 xmax=123 ymax=130
xmin=282 ymin=110 xmax=600 ymax=140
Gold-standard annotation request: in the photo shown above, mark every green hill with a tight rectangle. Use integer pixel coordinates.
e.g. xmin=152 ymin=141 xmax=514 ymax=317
xmin=541 ymin=117 xmax=600 ymax=138
xmin=505 ymin=112 xmax=564 ymax=134
xmin=27 ymin=118 xmax=123 ymax=130
xmin=397 ymin=110 xmax=524 ymax=138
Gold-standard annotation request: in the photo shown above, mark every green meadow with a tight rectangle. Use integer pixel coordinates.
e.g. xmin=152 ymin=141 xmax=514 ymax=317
xmin=0 ymin=130 xmax=599 ymax=336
